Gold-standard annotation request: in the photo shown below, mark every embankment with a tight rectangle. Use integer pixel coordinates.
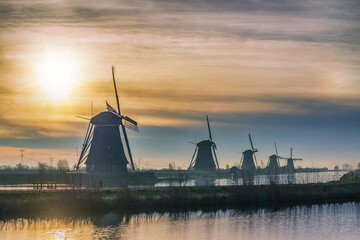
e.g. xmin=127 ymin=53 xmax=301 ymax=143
xmin=1 ymin=182 xmax=360 ymax=215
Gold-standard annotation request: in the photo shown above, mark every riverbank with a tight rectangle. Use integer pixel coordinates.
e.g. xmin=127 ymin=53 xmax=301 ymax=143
xmin=1 ymin=182 xmax=360 ymax=216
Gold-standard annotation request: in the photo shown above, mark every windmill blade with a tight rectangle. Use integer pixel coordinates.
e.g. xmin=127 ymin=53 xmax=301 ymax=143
xmin=75 ymin=116 xmax=90 ymax=121
xmin=189 ymin=147 xmax=198 ymax=169
xmin=106 ymin=100 xmax=119 ymax=115
xmin=112 ymin=66 xmax=135 ymax=170
xmin=123 ymin=116 xmax=139 ymax=132
xmin=293 ymin=158 xmax=303 ymax=161
xmin=290 ymin=147 xmax=293 ymax=159
xmin=212 ymin=145 xmax=220 ymax=169
xmin=240 ymin=154 xmax=244 ymax=167
xmin=253 ymin=152 xmax=258 ymax=168
xmin=206 ymin=115 xmax=213 ymax=142
xmin=187 ymin=141 xmax=196 ymax=145
xmin=249 ymin=133 xmax=255 ymax=151
xmin=111 ymin=66 xmax=122 ymax=116
xmin=274 ymin=142 xmax=278 ymax=156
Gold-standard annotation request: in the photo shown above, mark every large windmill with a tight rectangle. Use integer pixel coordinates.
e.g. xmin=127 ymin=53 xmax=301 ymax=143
xmin=76 ymin=66 xmax=138 ymax=172
xmin=240 ymin=134 xmax=258 ymax=172
xmin=188 ymin=116 xmax=219 ymax=171
xmin=266 ymin=142 xmax=281 ymax=174
xmin=280 ymin=147 xmax=303 ymax=173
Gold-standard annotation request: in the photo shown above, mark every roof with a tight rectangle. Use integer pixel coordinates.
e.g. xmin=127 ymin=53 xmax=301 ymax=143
xmin=197 ymin=140 xmax=213 ymax=148
xmin=90 ymin=111 xmax=121 ymax=125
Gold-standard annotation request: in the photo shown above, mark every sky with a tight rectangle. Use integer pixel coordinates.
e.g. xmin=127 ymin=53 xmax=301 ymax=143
xmin=0 ymin=0 xmax=359 ymax=169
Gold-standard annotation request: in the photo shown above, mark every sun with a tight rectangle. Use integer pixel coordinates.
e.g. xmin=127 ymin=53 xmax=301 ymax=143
xmin=36 ymin=51 xmax=80 ymax=100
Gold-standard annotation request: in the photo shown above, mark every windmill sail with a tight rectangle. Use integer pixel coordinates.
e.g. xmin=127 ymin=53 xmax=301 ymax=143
xmin=123 ymin=116 xmax=139 ymax=132
xmin=106 ymin=101 xmax=118 ymax=115
xmin=112 ymin=66 xmax=136 ymax=171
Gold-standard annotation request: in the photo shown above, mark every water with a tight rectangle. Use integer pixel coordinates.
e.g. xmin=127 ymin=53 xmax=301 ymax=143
xmin=155 ymin=171 xmax=346 ymax=187
xmin=1 ymin=202 xmax=360 ymax=240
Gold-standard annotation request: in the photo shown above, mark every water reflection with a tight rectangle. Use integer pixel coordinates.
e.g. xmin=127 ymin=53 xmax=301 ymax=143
xmin=155 ymin=171 xmax=346 ymax=187
xmin=1 ymin=203 xmax=360 ymax=240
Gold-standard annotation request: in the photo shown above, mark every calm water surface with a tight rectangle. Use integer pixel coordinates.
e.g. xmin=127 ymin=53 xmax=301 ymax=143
xmin=1 ymin=202 xmax=360 ymax=240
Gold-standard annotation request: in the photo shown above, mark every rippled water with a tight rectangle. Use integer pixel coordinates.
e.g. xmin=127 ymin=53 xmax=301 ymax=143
xmin=1 ymin=202 xmax=360 ymax=240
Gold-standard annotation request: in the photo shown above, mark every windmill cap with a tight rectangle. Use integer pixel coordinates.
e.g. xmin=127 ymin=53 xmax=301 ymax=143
xmin=197 ymin=139 xmax=213 ymax=147
xmin=91 ymin=111 xmax=121 ymax=125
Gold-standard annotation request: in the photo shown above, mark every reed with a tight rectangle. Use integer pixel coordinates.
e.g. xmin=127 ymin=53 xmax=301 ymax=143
xmin=1 ymin=182 xmax=360 ymax=216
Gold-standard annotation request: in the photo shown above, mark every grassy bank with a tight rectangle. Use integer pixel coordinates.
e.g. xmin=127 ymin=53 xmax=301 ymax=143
xmin=1 ymin=182 xmax=360 ymax=216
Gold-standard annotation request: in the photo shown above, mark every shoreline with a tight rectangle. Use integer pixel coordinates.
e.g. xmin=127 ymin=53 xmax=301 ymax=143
xmin=1 ymin=182 xmax=360 ymax=217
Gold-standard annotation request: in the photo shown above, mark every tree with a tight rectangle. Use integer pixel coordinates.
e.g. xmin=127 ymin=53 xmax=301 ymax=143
xmin=357 ymin=162 xmax=360 ymax=170
xmin=57 ymin=159 xmax=70 ymax=172
xmin=38 ymin=162 xmax=49 ymax=174
xmin=16 ymin=163 xmax=29 ymax=170
xmin=342 ymin=163 xmax=353 ymax=171
xmin=168 ymin=161 xmax=176 ymax=170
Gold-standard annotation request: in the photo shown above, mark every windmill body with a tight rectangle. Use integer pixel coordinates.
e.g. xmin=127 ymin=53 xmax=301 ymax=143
xmin=241 ymin=149 xmax=256 ymax=171
xmin=189 ymin=116 xmax=219 ymax=171
xmin=267 ymin=154 xmax=280 ymax=174
xmin=265 ymin=142 xmax=281 ymax=174
xmin=84 ymin=111 xmax=129 ymax=172
xmin=285 ymin=158 xmax=296 ymax=172
xmin=193 ymin=140 xmax=217 ymax=171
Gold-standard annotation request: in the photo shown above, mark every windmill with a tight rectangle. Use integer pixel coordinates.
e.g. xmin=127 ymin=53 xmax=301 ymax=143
xmin=280 ymin=147 xmax=303 ymax=173
xmin=188 ymin=115 xmax=219 ymax=171
xmin=76 ymin=66 xmax=138 ymax=172
xmin=266 ymin=142 xmax=281 ymax=174
xmin=240 ymin=134 xmax=258 ymax=172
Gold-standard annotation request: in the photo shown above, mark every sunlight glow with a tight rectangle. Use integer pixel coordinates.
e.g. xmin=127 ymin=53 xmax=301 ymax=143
xmin=36 ymin=51 xmax=80 ymax=100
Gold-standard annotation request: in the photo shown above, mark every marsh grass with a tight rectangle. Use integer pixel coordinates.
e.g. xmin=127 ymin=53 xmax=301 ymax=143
xmin=1 ymin=182 xmax=360 ymax=216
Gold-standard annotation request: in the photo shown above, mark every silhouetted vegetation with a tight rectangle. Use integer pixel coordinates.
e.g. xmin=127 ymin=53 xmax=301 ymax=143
xmin=340 ymin=170 xmax=360 ymax=182
xmin=1 ymin=182 xmax=360 ymax=215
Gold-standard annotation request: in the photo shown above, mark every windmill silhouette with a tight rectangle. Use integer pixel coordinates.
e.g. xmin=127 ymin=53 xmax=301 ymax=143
xmin=76 ymin=66 xmax=138 ymax=172
xmin=266 ymin=142 xmax=281 ymax=174
xmin=280 ymin=147 xmax=303 ymax=173
xmin=188 ymin=115 xmax=219 ymax=171
xmin=240 ymin=134 xmax=258 ymax=171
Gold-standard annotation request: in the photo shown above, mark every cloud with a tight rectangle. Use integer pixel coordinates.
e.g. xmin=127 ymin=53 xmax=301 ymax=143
xmin=0 ymin=0 xmax=359 ymax=167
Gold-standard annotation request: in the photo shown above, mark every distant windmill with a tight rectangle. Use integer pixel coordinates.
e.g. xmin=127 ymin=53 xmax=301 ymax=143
xmin=76 ymin=66 xmax=138 ymax=172
xmin=280 ymin=147 xmax=303 ymax=173
xmin=188 ymin=115 xmax=219 ymax=171
xmin=240 ymin=134 xmax=258 ymax=171
xmin=266 ymin=142 xmax=281 ymax=174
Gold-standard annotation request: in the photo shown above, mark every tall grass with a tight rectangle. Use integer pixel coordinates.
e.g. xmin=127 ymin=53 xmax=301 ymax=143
xmin=1 ymin=182 xmax=360 ymax=216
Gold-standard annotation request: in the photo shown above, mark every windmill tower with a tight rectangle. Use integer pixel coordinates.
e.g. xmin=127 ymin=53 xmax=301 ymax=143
xmin=76 ymin=66 xmax=138 ymax=172
xmin=240 ymin=134 xmax=258 ymax=171
xmin=280 ymin=147 xmax=303 ymax=173
xmin=266 ymin=142 xmax=281 ymax=174
xmin=19 ymin=149 xmax=25 ymax=164
xmin=188 ymin=116 xmax=219 ymax=171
